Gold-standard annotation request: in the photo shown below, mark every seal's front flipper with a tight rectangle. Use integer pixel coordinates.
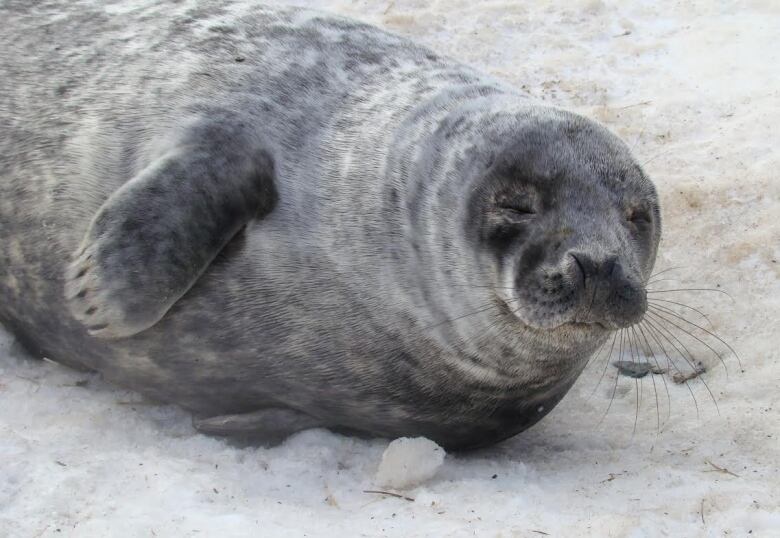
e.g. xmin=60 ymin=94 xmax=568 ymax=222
xmin=65 ymin=113 xmax=277 ymax=338
xmin=193 ymin=408 xmax=323 ymax=444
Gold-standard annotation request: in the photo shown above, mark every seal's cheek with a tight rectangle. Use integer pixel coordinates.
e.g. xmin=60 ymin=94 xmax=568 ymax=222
xmin=517 ymin=241 xmax=547 ymax=275
xmin=485 ymin=222 xmax=529 ymax=254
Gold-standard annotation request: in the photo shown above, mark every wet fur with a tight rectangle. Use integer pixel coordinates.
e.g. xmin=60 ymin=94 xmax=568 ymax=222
xmin=0 ymin=2 xmax=659 ymax=449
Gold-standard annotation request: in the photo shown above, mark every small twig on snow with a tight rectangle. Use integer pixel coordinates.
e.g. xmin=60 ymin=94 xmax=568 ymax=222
xmin=363 ymin=490 xmax=415 ymax=502
xmin=704 ymin=459 xmax=740 ymax=478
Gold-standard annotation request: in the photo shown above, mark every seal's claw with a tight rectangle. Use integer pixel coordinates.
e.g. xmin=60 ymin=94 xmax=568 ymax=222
xmin=64 ymin=235 xmax=162 ymax=339
xmin=193 ymin=408 xmax=323 ymax=443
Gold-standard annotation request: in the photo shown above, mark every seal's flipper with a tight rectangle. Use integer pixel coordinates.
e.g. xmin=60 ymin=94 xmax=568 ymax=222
xmin=65 ymin=114 xmax=277 ymax=338
xmin=193 ymin=408 xmax=323 ymax=444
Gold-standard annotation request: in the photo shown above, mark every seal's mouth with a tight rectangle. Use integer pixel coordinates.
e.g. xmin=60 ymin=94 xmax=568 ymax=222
xmin=561 ymin=320 xmax=609 ymax=330
xmin=554 ymin=313 xmax=644 ymax=333
xmin=544 ymin=320 xmax=615 ymax=335
xmin=498 ymin=297 xmax=612 ymax=333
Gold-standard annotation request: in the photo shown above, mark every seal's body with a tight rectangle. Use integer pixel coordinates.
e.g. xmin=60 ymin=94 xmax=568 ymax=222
xmin=0 ymin=2 xmax=660 ymax=449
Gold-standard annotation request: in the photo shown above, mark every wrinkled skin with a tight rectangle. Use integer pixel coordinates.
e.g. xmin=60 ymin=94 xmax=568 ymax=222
xmin=0 ymin=2 xmax=660 ymax=449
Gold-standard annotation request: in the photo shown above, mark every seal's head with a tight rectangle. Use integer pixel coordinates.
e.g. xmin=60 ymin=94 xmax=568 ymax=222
xmin=468 ymin=109 xmax=661 ymax=335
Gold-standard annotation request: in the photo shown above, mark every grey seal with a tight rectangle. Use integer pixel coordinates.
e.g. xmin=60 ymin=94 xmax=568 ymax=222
xmin=0 ymin=2 xmax=660 ymax=449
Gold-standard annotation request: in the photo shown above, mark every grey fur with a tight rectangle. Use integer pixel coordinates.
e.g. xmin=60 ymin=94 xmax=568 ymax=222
xmin=65 ymin=112 xmax=277 ymax=337
xmin=0 ymin=2 xmax=660 ymax=449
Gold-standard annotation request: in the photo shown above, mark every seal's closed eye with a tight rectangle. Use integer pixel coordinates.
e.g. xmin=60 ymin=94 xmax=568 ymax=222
xmin=627 ymin=207 xmax=653 ymax=224
xmin=495 ymin=195 xmax=536 ymax=216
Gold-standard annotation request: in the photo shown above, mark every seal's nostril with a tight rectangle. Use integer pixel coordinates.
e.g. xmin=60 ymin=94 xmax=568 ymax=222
xmin=604 ymin=256 xmax=618 ymax=277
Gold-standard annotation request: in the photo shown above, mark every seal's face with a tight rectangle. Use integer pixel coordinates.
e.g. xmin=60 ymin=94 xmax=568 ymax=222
xmin=469 ymin=112 xmax=661 ymax=333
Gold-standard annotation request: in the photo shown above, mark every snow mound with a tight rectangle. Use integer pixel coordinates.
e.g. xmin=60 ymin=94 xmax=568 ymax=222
xmin=375 ymin=437 xmax=445 ymax=489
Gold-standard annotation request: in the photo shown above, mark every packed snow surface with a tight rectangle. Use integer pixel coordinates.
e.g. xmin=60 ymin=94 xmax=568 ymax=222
xmin=1 ymin=1 xmax=778 ymax=536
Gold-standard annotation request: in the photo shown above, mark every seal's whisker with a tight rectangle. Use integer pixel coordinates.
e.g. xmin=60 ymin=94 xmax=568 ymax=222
xmin=647 ymin=306 xmax=729 ymax=376
xmin=647 ymin=298 xmax=714 ymax=329
xmin=641 ymin=148 xmax=675 ymax=167
xmin=648 ymin=266 xmax=686 ymax=279
xmin=641 ymin=318 xmax=678 ymax=373
xmin=636 ymin=322 xmax=672 ymax=426
xmin=631 ymin=324 xmax=660 ymax=433
xmin=641 ymin=319 xmax=701 ymax=420
xmin=646 ymin=288 xmax=735 ymax=302
xmin=589 ymin=331 xmax=619 ymax=398
xmin=630 ymin=127 xmax=645 ymax=152
xmin=466 ymin=304 xmax=519 ymax=352
xmin=421 ymin=302 xmax=498 ymax=332
xmin=643 ymin=314 xmax=720 ymax=415
xmin=625 ymin=327 xmax=641 ymax=435
xmin=582 ymin=331 xmax=609 ymax=371
xmin=644 ymin=312 xmax=708 ymax=376
xmin=598 ymin=329 xmax=625 ymax=427
xmin=416 ymin=295 xmax=526 ymax=359
xmin=645 ymin=278 xmax=681 ymax=287
xmin=647 ymin=304 xmax=742 ymax=372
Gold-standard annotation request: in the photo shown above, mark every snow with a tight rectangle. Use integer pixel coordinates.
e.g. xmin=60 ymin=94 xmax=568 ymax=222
xmin=2 ymin=0 xmax=779 ymax=536
xmin=375 ymin=438 xmax=445 ymax=490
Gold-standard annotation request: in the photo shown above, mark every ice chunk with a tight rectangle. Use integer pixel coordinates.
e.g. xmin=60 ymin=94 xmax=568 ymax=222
xmin=374 ymin=437 xmax=445 ymax=489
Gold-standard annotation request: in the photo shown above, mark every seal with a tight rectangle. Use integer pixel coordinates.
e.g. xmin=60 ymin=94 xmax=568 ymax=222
xmin=0 ymin=2 xmax=661 ymax=449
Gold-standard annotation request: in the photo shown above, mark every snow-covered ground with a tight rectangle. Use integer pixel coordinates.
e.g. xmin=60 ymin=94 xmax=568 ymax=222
xmin=1 ymin=1 xmax=778 ymax=536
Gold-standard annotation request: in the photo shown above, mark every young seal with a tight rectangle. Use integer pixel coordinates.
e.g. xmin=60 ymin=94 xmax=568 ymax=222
xmin=0 ymin=2 xmax=661 ymax=449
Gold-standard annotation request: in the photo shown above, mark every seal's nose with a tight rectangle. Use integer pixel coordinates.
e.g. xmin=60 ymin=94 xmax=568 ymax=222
xmin=569 ymin=252 xmax=646 ymax=328
xmin=570 ymin=253 xmax=618 ymax=284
